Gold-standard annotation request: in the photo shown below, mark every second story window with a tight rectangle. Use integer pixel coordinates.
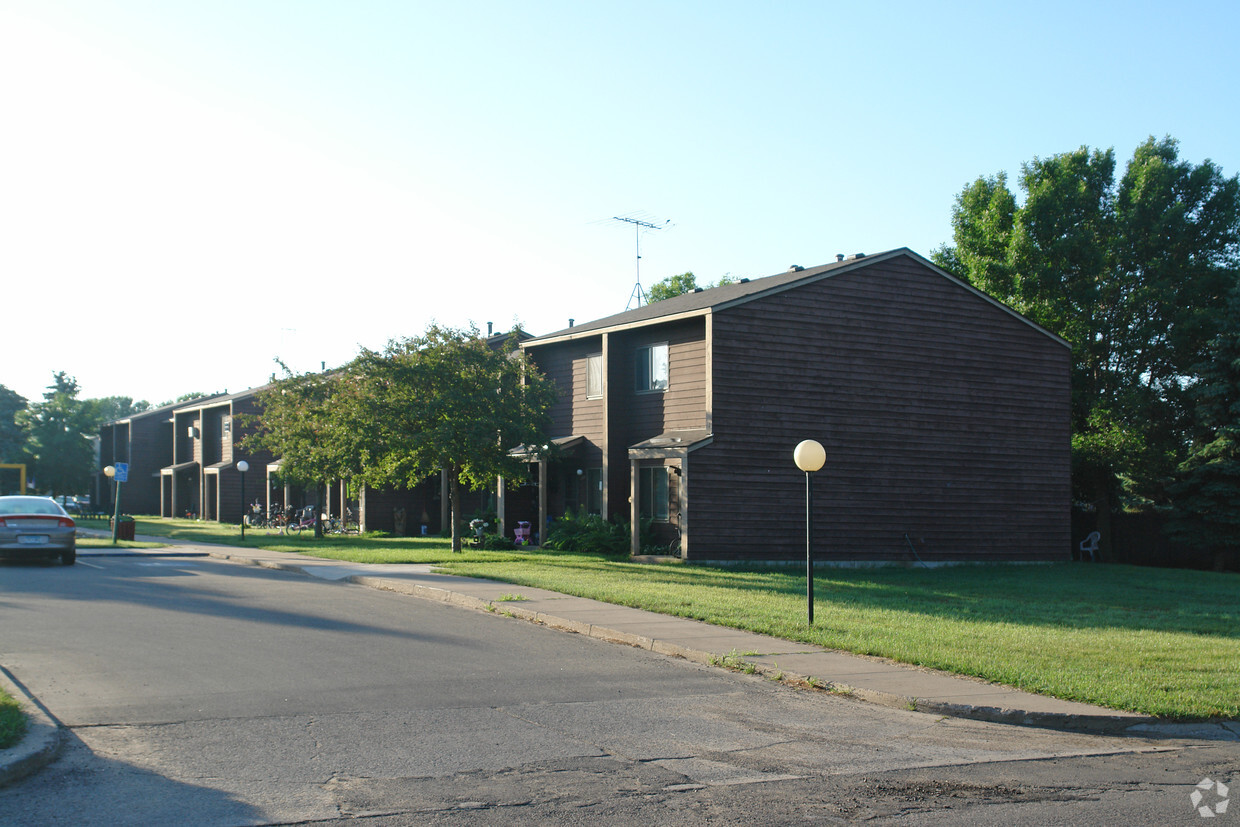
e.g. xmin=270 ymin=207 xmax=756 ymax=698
xmin=586 ymin=353 xmax=603 ymax=399
xmin=635 ymin=343 xmax=669 ymax=393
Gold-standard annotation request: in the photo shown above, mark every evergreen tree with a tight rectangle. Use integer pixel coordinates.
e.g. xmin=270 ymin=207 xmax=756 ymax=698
xmin=0 ymin=385 xmax=28 ymax=464
xmin=22 ymin=372 xmax=96 ymax=495
xmin=1166 ymin=281 xmax=1240 ymax=565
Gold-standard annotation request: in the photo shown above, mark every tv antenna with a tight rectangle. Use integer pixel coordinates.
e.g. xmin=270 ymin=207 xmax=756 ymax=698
xmin=612 ymin=215 xmax=669 ymax=309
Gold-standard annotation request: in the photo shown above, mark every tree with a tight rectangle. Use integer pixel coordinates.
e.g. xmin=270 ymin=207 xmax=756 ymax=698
xmin=83 ymin=396 xmax=151 ymax=429
xmin=0 ymin=385 xmax=28 ymax=464
xmin=648 ymin=271 xmax=741 ymax=303
xmin=153 ymin=391 xmax=222 ymax=408
xmin=648 ymin=272 xmax=699 ymax=302
xmin=935 ymin=137 xmax=1240 ymax=556
xmin=352 ymin=324 xmax=557 ymax=551
xmin=1166 ymin=282 xmax=1240 ymax=567
xmin=21 ymin=372 xmax=96 ymax=496
xmin=244 ymin=365 xmax=364 ymax=538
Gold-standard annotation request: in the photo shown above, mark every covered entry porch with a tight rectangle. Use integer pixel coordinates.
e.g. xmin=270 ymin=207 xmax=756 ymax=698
xmin=628 ymin=429 xmax=712 ymax=558
xmin=501 ymin=436 xmax=594 ymax=546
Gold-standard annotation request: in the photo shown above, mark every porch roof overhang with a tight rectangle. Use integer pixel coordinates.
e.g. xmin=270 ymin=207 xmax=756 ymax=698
xmin=203 ymin=461 xmax=232 ymax=475
xmin=267 ymin=459 xmax=282 ymax=473
xmin=628 ymin=429 xmax=713 ymax=459
xmin=160 ymin=461 xmax=199 ymax=476
xmin=508 ymin=435 xmax=586 ymax=460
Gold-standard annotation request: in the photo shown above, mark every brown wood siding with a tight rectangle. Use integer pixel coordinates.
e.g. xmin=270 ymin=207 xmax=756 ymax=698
xmin=691 ymin=256 xmax=1070 ymax=562
xmin=605 ymin=319 xmax=707 ymax=522
xmin=125 ymin=416 xmax=173 ymax=515
xmin=612 ymin=319 xmax=708 ymax=447
xmin=529 ymin=337 xmax=606 ymax=444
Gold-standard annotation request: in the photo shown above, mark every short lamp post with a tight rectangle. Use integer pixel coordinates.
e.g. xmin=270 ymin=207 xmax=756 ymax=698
xmin=236 ymin=461 xmax=249 ymax=540
xmin=103 ymin=465 xmax=121 ymax=546
xmin=793 ymin=439 xmax=826 ymax=625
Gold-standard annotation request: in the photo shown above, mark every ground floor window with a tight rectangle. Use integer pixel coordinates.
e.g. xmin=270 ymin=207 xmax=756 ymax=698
xmin=638 ymin=465 xmax=669 ymax=522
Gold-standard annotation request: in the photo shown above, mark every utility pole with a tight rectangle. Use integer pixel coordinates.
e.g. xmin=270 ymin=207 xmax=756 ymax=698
xmin=612 ymin=215 xmax=668 ymax=310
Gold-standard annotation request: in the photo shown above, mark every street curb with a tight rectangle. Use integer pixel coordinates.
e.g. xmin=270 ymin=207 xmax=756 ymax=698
xmin=0 ymin=669 xmax=63 ymax=788
xmin=200 ymin=549 xmax=1239 ymax=742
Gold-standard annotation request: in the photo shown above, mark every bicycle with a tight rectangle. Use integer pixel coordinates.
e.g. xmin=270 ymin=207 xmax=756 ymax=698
xmin=283 ymin=506 xmax=319 ymax=535
xmin=325 ymin=507 xmax=360 ymax=535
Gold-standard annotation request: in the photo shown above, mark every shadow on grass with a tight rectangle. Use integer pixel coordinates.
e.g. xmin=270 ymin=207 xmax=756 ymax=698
xmin=446 ymin=557 xmax=1240 ymax=640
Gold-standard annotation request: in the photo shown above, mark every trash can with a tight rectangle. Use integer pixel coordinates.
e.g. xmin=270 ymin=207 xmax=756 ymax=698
xmin=110 ymin=516 xmax=136 ymax=541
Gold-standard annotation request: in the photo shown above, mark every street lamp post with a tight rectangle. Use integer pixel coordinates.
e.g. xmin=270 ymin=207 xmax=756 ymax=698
xmin=237 ymin=461 xmax=249 ymax=541
xmin=793 ymin=439 xmax=826 ymax=625
xmin=103 ymin=465 xmax=120 ymax=546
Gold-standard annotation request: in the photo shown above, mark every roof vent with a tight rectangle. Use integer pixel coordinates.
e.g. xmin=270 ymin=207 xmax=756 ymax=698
xmin=844 ymin=252 xmax=866 ymax=261
xmin=836 ymin=254 xmax=845 ymax=262
xmin=568 ymin=318 xmax=575 ymax=328
xmin=789 ymin=264 xmax=804 ymax=272
xmin=693 ymin=287 xmax=703 ymax=293
xmin=739 ymin=277 xmax=750 ymax=283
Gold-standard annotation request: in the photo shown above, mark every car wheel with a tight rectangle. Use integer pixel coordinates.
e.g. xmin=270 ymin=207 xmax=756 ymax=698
xmin=62 ymin=548 xmax=76 ymax=565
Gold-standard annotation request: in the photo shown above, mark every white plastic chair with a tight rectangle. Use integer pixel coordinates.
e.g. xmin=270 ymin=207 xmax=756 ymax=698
xmin=1079 ymin=531 xmax=1100 ymax=561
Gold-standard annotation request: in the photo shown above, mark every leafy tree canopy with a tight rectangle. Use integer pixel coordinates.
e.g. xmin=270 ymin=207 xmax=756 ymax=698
xmin=648 ymin=271 xmax=741 ymax=302
xmin=1166 ymin=281 xmax=1240 ymax=559
xmin=247 ymin=325 xmax=558 ymax=550
xmin=649 ymin=272 xmax=699 ymax=302
xmin=352 ymin=324 xmax=557 ymax=550
xmin=0 ymin=385 xmax=28 ymax=464
xmin=20 ymin=372 xmax=96 ymax=496
xmin=84 ymin=396 xmax=151 ymax=427
xmin=245 ymin=363 xmax=366 ymax=489
xmin=935 ymin=136 xmax=1240 ymax=527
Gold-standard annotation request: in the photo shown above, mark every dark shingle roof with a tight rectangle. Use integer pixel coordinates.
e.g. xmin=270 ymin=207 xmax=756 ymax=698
xmin=525 ymin=247 xmax=1067 ymax=348
xmin=527 ymin=250 xmax=907 ymax=345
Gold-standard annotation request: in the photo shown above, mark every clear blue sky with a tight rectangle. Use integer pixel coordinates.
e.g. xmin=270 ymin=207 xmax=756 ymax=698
xmin=3 ymin=0 xmax=1237 ymax=406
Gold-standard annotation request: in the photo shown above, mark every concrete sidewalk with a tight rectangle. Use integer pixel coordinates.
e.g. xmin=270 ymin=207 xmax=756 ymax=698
xmin=6 ymin=534 xmax=1238 ymax=788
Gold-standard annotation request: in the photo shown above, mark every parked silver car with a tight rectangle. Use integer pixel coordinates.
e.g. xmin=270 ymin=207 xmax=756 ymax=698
xmin=0 ymin=496 xmax=77 ymax=565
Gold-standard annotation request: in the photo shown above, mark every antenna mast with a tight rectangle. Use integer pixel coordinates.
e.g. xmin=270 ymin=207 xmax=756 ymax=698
xmin=613 ymin=215 xmax=668 ymax=309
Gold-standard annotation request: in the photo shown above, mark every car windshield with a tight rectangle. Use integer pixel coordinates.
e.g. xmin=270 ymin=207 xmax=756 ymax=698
xmin=0 ymin=496 xmax=67 ymax=516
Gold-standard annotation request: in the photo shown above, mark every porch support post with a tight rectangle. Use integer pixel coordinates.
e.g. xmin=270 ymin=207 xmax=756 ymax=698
xmin=496 ymin=477 xmax=506 ymax=539
xmin=630 ymin=457 xmax=640 ymax=557
xmin=678 ymin=456 xmax=688 ymax=559
xmin=538 ymin=459 xmax=547 ymax=546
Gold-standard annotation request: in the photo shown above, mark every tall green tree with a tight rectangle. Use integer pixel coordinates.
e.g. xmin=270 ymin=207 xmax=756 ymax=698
xmin=1166 ymin=281 xmax=1240 ymax=567
xmin=244 ymin=366 xmax=364 ymax=538
xmin=935 ymin=137 xmax=1240 ymax=555
xmin=84 ymin=396 xmax=151 ymax=427
xmin=0 ymin=385 xmax=28 ymax=464
xmin=21 ymin=372 xmax=96 ymax=496
xmin=352 ymin=324 xmax=557 ymax=551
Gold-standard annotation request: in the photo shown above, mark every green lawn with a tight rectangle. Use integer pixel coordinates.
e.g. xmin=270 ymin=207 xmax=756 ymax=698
xmin=0 ymin=687 xmax=25 ymax=750
xmin=76 ymin=516 xmax=1240 ymax=720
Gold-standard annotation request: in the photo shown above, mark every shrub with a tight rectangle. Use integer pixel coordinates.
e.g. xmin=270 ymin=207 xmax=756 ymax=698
xmin=481 ymin=533 xmax=517 ymax=551
xmin=543 ymin=508 xmax=628 ymax=555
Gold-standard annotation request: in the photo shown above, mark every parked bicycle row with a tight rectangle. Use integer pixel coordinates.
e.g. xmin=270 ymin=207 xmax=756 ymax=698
xmin=245 ymin=503 xmax=359 ymax=535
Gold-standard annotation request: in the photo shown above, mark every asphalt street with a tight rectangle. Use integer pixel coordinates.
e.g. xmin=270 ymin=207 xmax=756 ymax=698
xmin=0 ymin=550 xmax=1235 ymax=824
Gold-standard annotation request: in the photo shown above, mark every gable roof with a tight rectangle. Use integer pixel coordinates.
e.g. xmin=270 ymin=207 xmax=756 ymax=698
xmin=524 ymin=248 xmax=1068 ymax=349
